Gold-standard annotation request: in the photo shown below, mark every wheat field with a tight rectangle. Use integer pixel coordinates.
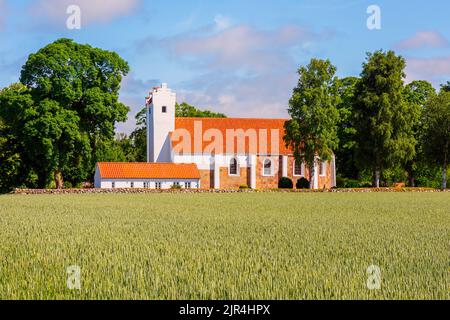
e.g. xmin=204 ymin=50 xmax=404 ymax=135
xmin=0 ymin=192 xmax=448 ymax=300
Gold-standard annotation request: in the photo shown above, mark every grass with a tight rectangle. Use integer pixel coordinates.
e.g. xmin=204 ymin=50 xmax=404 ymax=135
xmin=0 ymin=192 xmax=448 ymax=300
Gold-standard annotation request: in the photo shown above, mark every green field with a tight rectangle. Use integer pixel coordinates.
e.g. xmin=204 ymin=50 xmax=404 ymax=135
xmin=0 ymin=192 xmax=448 ymax=300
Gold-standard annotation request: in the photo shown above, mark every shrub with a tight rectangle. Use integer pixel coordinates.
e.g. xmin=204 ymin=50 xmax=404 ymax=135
xmin=63 ymin=181 xmax=73 ymax=189
xmin=296 ymin=177 xmax=310 ymax=189
xmin=336 ymin=176 xmax=372 ymax=188
xmin=278 ymin=177 xmax=293 ymax=189
xmin=239 ymin=185 xmax=249 ymax=189
xmin=170 ymin=184 xmax=182 ymax=189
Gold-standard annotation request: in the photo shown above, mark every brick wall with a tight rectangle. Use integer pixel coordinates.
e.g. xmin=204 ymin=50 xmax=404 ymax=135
xmin=219 ymin=167 xmax=250 ymax=189
xmin=199 ymin=169 xmax=213 ymax=189
xmin=199 ymin=155 xmax=333 ymax=190
xmin=255 ymin=155 xmax=280 ymax=189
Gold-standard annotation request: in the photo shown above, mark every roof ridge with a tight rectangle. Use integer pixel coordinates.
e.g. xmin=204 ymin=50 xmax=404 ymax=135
xmin=175 ymin=117 xmax=289 ymax=121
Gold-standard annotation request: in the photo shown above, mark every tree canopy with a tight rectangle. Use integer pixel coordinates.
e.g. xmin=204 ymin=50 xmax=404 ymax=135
xmin=422 ymin=90 xmax=450 ymax=189
xmin=0 ymin=39 xmax=130 ymax=189
xmin=353 ymin=50 xmax=418 ymax=187
xmin=284 ymin=58 xmax=340 ymax=188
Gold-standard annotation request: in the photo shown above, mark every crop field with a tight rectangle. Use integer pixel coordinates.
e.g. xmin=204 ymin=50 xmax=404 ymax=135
xmin=0 ymin=192 xmax=448 ymax=300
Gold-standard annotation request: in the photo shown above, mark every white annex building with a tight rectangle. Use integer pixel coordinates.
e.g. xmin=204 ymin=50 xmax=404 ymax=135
xmin=94 ymin=83 xmax=336 ymax=189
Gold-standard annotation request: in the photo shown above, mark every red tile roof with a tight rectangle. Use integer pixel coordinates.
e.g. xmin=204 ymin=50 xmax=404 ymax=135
xmin=172 ymin=117 xmax=291 ymax=155
xmin=97 ymin=162 xmax=200 ymax=179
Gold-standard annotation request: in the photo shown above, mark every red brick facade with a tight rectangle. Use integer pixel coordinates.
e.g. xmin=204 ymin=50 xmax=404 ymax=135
xmin=198 ymin=156 xmax=333 ymax=190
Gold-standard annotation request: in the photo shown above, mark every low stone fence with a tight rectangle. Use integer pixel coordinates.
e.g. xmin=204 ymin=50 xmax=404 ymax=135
xmin=11 ymin=187 xmax=449 ymax=195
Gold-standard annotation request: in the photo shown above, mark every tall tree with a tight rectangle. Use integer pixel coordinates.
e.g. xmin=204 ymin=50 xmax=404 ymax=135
xmin=19 ymin=38 xmax=130 ymax=172
xmin=403 ymin=80 xmax=436 ymax=186
xmin=284 ymin=58 xmax=341 ymax=188
xmin=0 ymin=84 xmax=36 ymax=191
xmin=353 ymin=50 xmax=417 ymax=187
xmin=0 ymin=84 xmax=91 ymax=188
xmin=335 ymin=76 xmax=359 ymax=180
xmin=422 ymin=90 xmax=450 ymax=189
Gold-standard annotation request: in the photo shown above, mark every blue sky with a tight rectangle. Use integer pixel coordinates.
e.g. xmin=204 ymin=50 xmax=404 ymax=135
xmin=1 ymin=0 xmax=450 ymax=133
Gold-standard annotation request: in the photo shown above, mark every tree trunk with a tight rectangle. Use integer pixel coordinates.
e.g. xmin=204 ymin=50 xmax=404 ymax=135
xmin=309 ymin=163 xmax=315 ymax=190
xmin=373 ymin=169 xmax=380 ymax=188
xmin=54 ymin=169 xmax=64 ymax=189
xmin=442 ymin=165 xmax=447 ymax=190
xmin=407 ymin=162 xmax=415 ymax=187
xmin=408 ymin=171 xmax=415 ymax=187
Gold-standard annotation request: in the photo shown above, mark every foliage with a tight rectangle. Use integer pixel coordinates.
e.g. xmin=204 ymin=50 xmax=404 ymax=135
xmin=335 ymin=76 xmax=359 ymax=179
xmin=176 ymin=102 xmax=226 ymax=118
xmin=402 ymin=80 xmax=436 ymax=186
xmin=278 ymin=177 xmax=293 ymax=189
xmin=0 ymin=39 xmax=130 ymax=190
xmin=440 ymin=81 xmax=450 ymax=92
xmin=335 ymin=176 xmax=372 ymax=188
xmin=422 ymin=91 xmax=450 ymax=189
xmin=284 ymin=59 xmax=340 ymax=188
xmin=0 ymin=193 xmax=447 ymax=299
xmin=353 ymin=50 xmax=418 ymax=187
xmin=296 ymin=177 xmax=310 ymax=189
xmin=19 ymin=38 xmax=130 ymax=175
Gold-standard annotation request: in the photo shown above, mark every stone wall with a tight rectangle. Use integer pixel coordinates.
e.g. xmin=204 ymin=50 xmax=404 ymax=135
xmin=11 ymin=187 xmax=448 ymax=195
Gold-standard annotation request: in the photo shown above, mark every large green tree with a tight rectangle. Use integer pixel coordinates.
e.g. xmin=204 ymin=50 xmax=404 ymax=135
xmin=0 ymin=84 xmax=91 ymax=189
xmin=403 ymin=80 xmax=436 ymax=186
xmin=335 ymin=76 xmax=359 ymax=180
xmin=284 ymin=58 xmax=340 ymax=188
xmin=0 ymin=39 xmax=130 ymax=190
xmin=19 ymin=38 xmax=130 ymax=170
xmin=422 ymin=90 xmax=450 ymax=189
xmin=353 ymin=50 xmax=417 ymax=187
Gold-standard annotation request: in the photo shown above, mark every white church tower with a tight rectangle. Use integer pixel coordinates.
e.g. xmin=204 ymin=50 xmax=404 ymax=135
xmin=146 ymin=83 xmax=176 ymax=162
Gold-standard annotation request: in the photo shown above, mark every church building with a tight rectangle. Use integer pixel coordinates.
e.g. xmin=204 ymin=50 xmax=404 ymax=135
xmin=94 ymin=83 xmax=336 ymax=189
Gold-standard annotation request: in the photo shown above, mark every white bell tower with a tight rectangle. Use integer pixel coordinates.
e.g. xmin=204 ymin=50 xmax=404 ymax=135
xmin=146 ymin=83 xmax=176 ymax=163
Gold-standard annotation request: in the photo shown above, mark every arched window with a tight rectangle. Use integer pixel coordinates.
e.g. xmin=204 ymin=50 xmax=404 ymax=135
xmin=229 ymin=157 xmax=239 ymax=175
xmin=263 ymin=158 xmax=273 ymax=176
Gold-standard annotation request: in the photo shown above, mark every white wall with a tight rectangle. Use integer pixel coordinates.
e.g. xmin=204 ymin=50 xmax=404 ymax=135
xmin=147 ymin=83 xmax=176 ymax=163
xmin=173 ymin=154 xmax=251 ymax=170
xmin=98 ymin=179 xmax=200 ymax=189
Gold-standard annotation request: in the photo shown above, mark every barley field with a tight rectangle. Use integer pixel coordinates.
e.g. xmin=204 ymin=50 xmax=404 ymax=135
xmin=0 ymin=192 xmax=448 ymax=300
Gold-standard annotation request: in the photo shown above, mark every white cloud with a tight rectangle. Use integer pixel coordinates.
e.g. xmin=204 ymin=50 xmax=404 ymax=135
xmin=395 ymin=31 xmax=449 ymax=50
xmin=405 ymin=56 xmax=450 ymax=85
xmin=214 ymin=15 xmax=232 ymax=31
xmin=30 ymin=0 xmax=140 ymax=25
xmin=162 ymin=24 xmax=319 ymax=73
xmin=132 ymin=21 xmax=329 ymax=128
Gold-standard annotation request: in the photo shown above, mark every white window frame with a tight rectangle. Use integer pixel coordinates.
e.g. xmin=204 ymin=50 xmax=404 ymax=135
xmin=162 ymin=106 xmax=167 ymax=113
xmin=293 ymin=160 xmax=305 ymax=177
xmin=111 ymin=181 xmax=115 ymax=189
xmin=262 ymin=158 xmax=274 ymax=177
xmin=130 ymin=182 xmax=134 ymax=188
xmin=155 ymin=182 xmax=161 ymax=189
xmin=228 ymin=157 xmax=240 ymax=176
xmin=185 ymin=182 xmax=191 ymax=189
